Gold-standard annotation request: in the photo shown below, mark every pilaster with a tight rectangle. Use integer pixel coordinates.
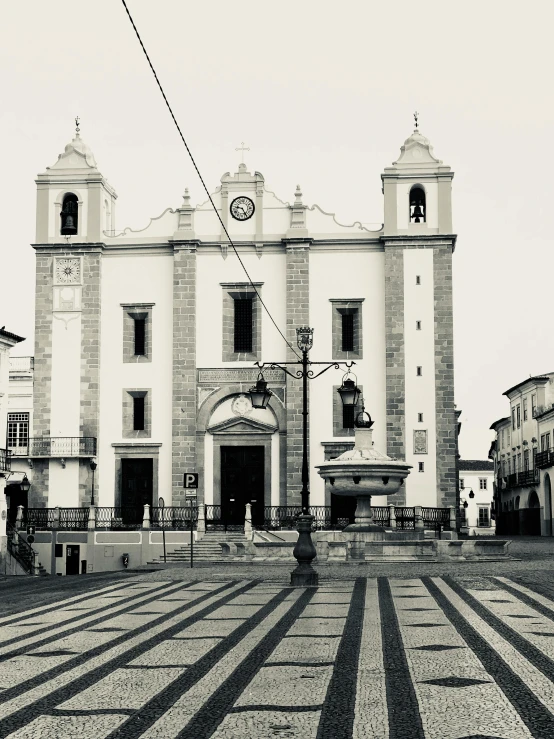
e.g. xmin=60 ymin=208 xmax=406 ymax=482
xmin=383 ymin=246 xmax=405 ymax=505
xmin=433 ymin=246 xmax=456 ymax=507
xmin=172 ymin=243 xmax=197 ymax=505
xmin=284 ymin=239 xmax=310 ymax=507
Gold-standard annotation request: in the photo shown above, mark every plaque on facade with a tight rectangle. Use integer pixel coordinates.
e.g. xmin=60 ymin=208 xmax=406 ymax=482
xmin=231 ymin=394 xmax=253 ymax=417
xmin=413 ymin=429 xmax=428 ymax=454
xmin=198 ymin=368 xmax=285 ymax=384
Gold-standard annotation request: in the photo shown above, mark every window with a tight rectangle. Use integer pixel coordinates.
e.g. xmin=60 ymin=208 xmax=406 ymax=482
xmin=501 ymin=429 xmax=505 ymax=448
xmin=460 ymin=478 xmax=465 ymax=490
xmin=409 ymin=186 xmax=426 ymax=223
xmin=416 ymin=366 xmax=422 ymax=376
xmin=517 ymin=453 xmax=521 ymax=472
xmin=342 ymin=405 xmax=355 ymax=429
xmin=523 ymin=398 xmax=528 ymax=421
xmin=341 ymin=313 xmax=354 ymax=352
xmin=541 ymin=432 xmax=551 ymax=451
xmin=478 ymin=507 xmax=490 ymax=527
xmin=418 ymin=461 xmax=425 ymax=472
xmin=479 ymin=478 xmax=488 ymax=490
xmin=122 ymin=304 xmax=153 ymax=363
xmin=60 ymin=193 xmax=78 ymax=235
xmin=134 ymin=318 xmax=146 ymax=356
xmin=418 ymin=413 xmax=423 ymax=423
xmin=524 ymin=449 xmax=529 ymax=471
xmin=416 ymin=275 xmax=421 ymax=285
xmin=222 ymin=283 xmax=262 ymax=361
xmin=133 ymin=397 xmax=145 ymax=431
xmin=234 ymin=298 xmax=253 ymax=352
xmin=416 ymin=321 xmax=422 ymax=330
xmin=532 ymin=394 xmax=537 ymax=417
xmin=512 ymin=407 xmax=516 ymax=430
xmin=516 ymin=405 xmax=521 ymax=428
xmin=330 ymin=300 xmax=364 ymax=359
xmin=123 ymin=390 xmax=150 ymax=438
xmin=7 ymin=412 xmax=29 ymax=450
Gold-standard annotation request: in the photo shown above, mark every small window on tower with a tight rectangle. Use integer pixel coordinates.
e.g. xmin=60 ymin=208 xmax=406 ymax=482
xmin=416 ymin=321 xmax=421 ymax=330
xmin=234 ymin=298 xmax=253 ymax=352
xmin=418 ymin=461 xmax=425 ymax=472
xmin=133 ymin=396 xmax=145 ymax=431
xmin=342 ymin=313 xmax=354 ymax=352
xmin=418 ymin=413 xmax=423 ymax=423
xmin=416 ymin=366 xmax=422 ymax=376
xmin=409 ymin=186 xmax=426 ymax=223
xmin=134 ymin=318 xmax=146 ymax=356
xmin=416 ymin=275 xmax=421 ymax=285
xmin=60 ymin=193 xmax=78 ymax=235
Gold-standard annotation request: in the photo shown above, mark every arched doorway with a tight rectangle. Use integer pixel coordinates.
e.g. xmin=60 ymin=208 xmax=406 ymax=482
xmin=525 ymin=490 xmax=541 ymax=536
xmin=545 ymin=474 xmax=553 ymax=536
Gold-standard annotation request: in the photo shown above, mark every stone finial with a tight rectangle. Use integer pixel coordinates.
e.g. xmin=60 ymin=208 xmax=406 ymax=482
xmin=182 ymin=188 xmax=191 ymax=207
xmin=295 ymin=185 xmax=303 ymax=204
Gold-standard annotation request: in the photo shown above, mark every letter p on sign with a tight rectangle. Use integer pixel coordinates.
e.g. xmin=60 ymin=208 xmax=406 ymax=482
xmin=184 ymin=473 xmax=199 ymax=489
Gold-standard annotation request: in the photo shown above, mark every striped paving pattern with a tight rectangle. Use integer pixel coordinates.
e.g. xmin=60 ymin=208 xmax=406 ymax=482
xmin=2 ymin=576 xmax=554 ymax=737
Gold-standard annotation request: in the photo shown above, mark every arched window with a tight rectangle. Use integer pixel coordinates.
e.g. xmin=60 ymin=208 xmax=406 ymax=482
xmin=515 ymin=495 xmax=520 ymax=510
xmin=528 ymin=490 xmax=540 ymax=509
xmin=60 ymin=193 xmax=78 ymax=235
xmin=409 ymin=186 xmax=426 ymax=223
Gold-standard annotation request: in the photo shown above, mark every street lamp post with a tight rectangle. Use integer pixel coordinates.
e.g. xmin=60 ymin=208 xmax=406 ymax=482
xmin=248 ymin=326 xmax=360 ymax=586
xmin=89 ymin=460 xmax=97 ymax=506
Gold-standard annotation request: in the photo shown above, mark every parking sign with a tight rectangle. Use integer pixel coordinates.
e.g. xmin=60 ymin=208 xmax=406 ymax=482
xmin=183 ymin=473 xmax=198 ymax=489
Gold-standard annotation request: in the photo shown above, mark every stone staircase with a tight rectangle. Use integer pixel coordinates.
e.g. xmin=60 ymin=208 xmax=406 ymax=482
xmin=148 ymin=530 xmax=248 ymax=564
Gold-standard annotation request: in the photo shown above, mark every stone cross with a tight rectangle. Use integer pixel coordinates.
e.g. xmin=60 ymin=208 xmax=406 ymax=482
xmin=235 ymin=141 xmax=250 ymax=163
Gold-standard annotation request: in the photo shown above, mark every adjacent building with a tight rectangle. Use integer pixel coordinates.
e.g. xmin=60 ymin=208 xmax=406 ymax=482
xmin=490 ymin=373 xmax=554 ymax=536
xmin=20 ymin=122 xmax=458 ymax=521
xmin=458 ymin=459 xmax=494 ymax=535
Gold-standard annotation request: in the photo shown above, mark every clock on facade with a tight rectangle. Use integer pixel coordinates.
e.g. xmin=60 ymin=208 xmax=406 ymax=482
xmin=230 ymin=196 xmax=255 ymax=221
xmin=55 ymin=258 xmax=81 ymax=284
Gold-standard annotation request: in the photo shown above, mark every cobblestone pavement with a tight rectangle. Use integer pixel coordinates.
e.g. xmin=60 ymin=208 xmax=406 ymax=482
xmin=6 ymin=554 xmax=554 ymax=736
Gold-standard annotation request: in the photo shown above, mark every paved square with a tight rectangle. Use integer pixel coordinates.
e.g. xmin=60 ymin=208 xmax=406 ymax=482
xmin=3 ymin=563 xmax=554 ymax=737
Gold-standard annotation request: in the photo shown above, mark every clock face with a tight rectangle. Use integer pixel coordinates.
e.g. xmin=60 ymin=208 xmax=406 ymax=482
xmin=55 ymin=258 xmax=81 ymax=284
xmin=230 ymin=196 xmax=255 ymax=221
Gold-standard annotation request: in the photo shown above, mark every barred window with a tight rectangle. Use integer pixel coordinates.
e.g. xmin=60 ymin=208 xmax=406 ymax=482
xmin=234 ymin=299 xmax=253 ymax=353
xmin=7 ymin=413 xmax=29 ymax=448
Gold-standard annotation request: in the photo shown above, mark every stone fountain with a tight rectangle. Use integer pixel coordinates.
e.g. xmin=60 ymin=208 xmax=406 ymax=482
xmin=315 ymin=425 xmax=417 ymax=559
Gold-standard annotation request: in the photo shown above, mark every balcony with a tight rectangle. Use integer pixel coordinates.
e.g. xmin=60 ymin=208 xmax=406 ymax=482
xmin=0 ymin=448 xmax=11 ymax=472
xmin=504 ymin=469 xmax=539 ymax=489
xmin=536 ymin=449 xmax=554 ymax=469
xmin=10 ymin=437 xmax=97 ymax=460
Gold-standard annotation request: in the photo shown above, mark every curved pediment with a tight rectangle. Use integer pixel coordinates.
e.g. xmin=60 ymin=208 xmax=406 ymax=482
xmin=208 ymin=416 xmax=278 ymax=435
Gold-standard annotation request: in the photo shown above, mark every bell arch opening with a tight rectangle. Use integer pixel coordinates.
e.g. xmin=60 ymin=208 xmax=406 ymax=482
xmin=409 ymin=185 xmax=426 ymax=223
xmin=60 ymin=193 xmax=78 ymax=235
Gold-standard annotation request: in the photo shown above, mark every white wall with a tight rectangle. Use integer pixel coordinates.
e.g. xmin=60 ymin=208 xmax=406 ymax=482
xmin=403 ymin=249 xmax=437 ymax=506
xmin=459 ymin=470 xmax=494 ymax=529
xmin=98 ymin=254 xmax=174 ymax=505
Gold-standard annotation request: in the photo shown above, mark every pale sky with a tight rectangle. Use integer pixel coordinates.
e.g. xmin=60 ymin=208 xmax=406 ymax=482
xmin=1 ymin=0 xmax=553 ymax=461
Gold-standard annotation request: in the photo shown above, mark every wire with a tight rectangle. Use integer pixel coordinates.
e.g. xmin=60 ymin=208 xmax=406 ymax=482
xmin=120 ymin=0 xmax=301 ymax=360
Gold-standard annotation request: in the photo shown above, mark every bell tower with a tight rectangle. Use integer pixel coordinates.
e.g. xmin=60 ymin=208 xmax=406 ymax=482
xmin=35 ymin=120 xmax=117 ymax=243
xmin=381 ymin=120 xmax=457 ymax=510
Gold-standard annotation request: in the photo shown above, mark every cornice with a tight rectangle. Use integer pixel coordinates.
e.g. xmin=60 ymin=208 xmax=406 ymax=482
xmin=32 ymin=242 xmax=105 ymax=253
xmin=381 ymin=234 xmax=457 ymax=249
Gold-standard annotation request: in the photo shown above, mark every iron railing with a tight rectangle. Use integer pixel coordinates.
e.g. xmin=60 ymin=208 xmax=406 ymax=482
xmin=395 ymin=506 xmax=415 ymax=529
xmin=59 ymin=508 xmax=89 ymax=530
xmin=25 ymin=508 xmax=56 ymax=529
xmin=422 ymin=507 xmax=451 ymax=531
xmin=23 ymin=508 xmax=89 ymax=530
xmin=95 ymin=507 xmax=142 ymax=530
xmin=506 ymin=473 xmax=518 ymax=489
xmin=205 ymin=505 xmax=245 ymax=532
xmin=372 ymin=506 xmax=391 ymax=527
xmin=518 ymin=469 xmax=539 ymax=486
xmin=536 ymin=449 xmax=554 ymax=469
xmin=151 ymin=506 xmax=197 ymax=530
xmin=6 ymin=522 xmax=36 ymax=574
xmin=0 ymin=448 xmax=11 ymax=472
xmin=10 ymin=437 xmax=97 ymax=458
xmin=263 ymin=506 xmax=303 ymax=530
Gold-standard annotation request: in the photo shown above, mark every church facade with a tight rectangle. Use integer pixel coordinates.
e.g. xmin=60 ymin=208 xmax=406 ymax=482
xmin=26 ymin=125 xmax=457 ymax=520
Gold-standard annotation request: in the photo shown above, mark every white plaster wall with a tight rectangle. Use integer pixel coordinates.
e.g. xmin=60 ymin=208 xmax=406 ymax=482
xmin=308 ymin=250 xmax=386 ymax=505
xmin=113 ymin=209 xmax=178 ymax=240
xmin=260 ymin=190 xmax=292 ymax=235
xmin=305 ymin=205 xmax=380 ymax=235
xmin=48 ymin=188 xmax=88 ymax=239
xmin=48 ymin=459 xmax=80 ymax=507
xmin=396 ymin=182 xmax=438 ymax=230
xmin=50 ymin=314 xmax=81 ymax=437
xmin=0 ymin=347 xmax=10 ymax=447
xmin=271 ymin=432 xmax=280 ymax=505
xmin=196 ymin=252 xmax=286 ymax=368
xmin=98 ymin=254 xmax=174 ymax=506
xmin=403 ymin=249 xmax=437 ymax=506
xmin=204 ymin=432 xmax=213 ymax=505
